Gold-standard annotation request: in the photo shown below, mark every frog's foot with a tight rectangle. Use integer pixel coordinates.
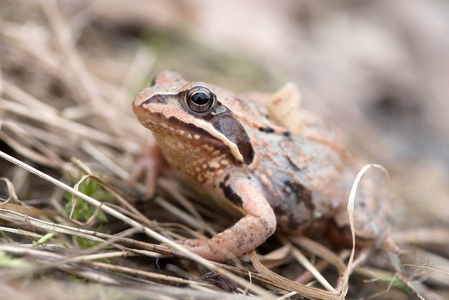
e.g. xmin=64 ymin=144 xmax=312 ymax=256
xmin=170 ymin=238 xmax=237 ymax=262
xmin=173 ymin=215 xmax=275 ymax=262
xmin=171 ymin=221 xmax=271 ymax=262
xmin=128 ymin=139 xmax=165 ymax=198
xmin=170 ymin=177 xmax=277 ymax=262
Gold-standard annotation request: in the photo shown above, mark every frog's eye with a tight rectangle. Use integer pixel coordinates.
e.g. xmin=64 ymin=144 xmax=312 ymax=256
xmin=186 ymin=86 xmax=215 ymax=113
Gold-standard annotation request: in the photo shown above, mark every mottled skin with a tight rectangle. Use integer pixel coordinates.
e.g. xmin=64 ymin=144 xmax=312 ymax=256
xmin=132 ymin=71 xmax=397 ymax=262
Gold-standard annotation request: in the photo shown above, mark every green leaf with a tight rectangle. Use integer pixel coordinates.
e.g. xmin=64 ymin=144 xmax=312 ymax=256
xmin=0 ymin=252 xmax=31 ymax=268
xmin=64 ymin=175 xmax=110 ymax=224
xmin=73 ymin=236 xmax=100 ymax=249
xmin=0 ymin=231 xmax=16 ymax=244
xmin=33 ymin=232 xmax=55 ymax=245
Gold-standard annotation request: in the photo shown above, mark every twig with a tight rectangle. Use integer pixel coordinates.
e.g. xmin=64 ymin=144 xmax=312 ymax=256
xmin=0 ymin=150 xmax=271 ymax=297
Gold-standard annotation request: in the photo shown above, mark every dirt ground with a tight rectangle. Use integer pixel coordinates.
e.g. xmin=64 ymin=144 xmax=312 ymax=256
xmin=0 ymin=1 xmax=448 ymax=299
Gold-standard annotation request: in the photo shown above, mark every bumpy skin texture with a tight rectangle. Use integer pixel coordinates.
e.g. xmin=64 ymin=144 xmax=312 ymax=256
xmin=132 ymin=71 xmax=395 ymax=262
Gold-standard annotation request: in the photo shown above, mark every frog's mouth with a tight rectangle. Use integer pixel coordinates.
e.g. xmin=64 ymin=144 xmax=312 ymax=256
xmin=136 ymin=108 xmax=236 ymax=161
xmin=134 ymin=95 xmax=255 ymax=165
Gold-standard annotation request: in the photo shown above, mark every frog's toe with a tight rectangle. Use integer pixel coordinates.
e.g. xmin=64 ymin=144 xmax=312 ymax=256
xmin=128 ymin=140 xmax=165 ymax=198
xmin=168 ymin=238 xmax=236 ymax=262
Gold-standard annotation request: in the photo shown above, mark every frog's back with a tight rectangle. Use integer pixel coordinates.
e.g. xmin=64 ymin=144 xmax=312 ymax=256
xmin=245 ymin=113 xmax=349 ymax=233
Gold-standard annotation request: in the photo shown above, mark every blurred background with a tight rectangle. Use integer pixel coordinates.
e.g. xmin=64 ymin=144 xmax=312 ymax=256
xmin=1 ymin=0 xmax=449 ymax=298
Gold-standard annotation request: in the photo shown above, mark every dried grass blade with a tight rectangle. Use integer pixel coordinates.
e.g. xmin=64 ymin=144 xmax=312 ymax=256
xmin=2 ymin=80 xmax=58 ymax=114
xmin=290 ymin=247 xmax=336 ymax=292
xmin=249 ymin=251 xmax=340 ymax=300
xmin=70 ymin=174 xmax=152 ymax=226
xmin=0 ymin=99 xmax=129 ymax=149
xmin=0 ymin=151 xmax=271 ymax=297
xmin=280 ymin=237 xmax=335 ymax=292
xmin=290 ymin=236 xmax=346 ymax=273
xmin=0 ymin=131 xmax=62 ymax=168
xmin=81 ymin=141 xmax=130 ymax=180
xmin=92 ymin=261 xmax=208 ymax=287
xmin=159 ymin=178 xmax=215 ymax=235
xmin=339 ymin=164 xmax=389 ymax=298
xmin=393 ymin=228 xmax=449 ymax=246
xmin=0 ymin=203 xmax=57 ymax=217
xmin=0 ymin=177 xmax=20 ymax=203
xmin=0 ymin=209 xmax=165 ymax=258
xmin=0 ymin=226 xmax=43 ymax=239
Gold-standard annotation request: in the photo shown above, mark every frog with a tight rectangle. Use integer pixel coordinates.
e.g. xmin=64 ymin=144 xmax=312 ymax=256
xmin=132 ymin=71 xmax=398 ymax=262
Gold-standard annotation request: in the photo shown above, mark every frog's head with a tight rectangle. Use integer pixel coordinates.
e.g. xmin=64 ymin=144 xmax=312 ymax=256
xmin=133 ymin=71 xmax=254 ymax=168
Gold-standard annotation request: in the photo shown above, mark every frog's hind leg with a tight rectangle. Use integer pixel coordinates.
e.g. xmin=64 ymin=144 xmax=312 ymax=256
xmin=240 ymin=82 xmax=304 ymax=136
xmin=266 ymin=82 xmax=304 ymax=136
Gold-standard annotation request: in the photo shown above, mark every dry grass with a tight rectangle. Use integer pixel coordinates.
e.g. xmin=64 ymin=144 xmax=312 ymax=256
xmin=1 ymin=1 xmax=448 ymax=299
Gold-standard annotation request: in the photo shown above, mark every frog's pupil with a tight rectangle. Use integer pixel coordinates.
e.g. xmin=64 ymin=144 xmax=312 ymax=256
xmin=186 ymin=87 xmax=215 ymax=113
xmin=191 ymin=92 xmax=210 ymax=105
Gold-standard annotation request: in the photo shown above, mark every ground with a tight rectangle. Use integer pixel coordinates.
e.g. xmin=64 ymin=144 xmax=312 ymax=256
xmin=0 ymin=1 xmax=448 ymax=299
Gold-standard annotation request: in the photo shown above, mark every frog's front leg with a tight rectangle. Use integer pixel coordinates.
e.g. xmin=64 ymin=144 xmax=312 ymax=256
xmin=176 ymin=176 xmax=277 ymax=262
xmin=128 ymin=139 xmax=165 ymax=198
